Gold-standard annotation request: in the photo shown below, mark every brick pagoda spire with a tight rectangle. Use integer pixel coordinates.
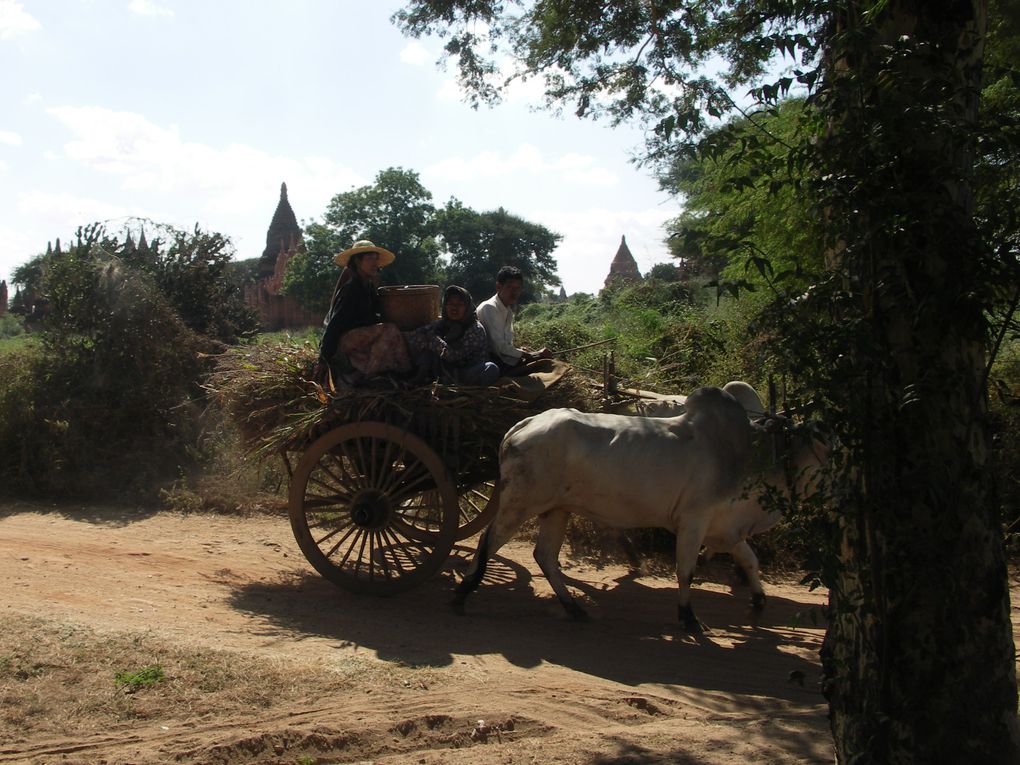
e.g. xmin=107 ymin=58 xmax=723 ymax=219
xmin=260 ymin=182 xmax=303 ymax=279
xmin=604 ymin=235 xmax=642 ymax=288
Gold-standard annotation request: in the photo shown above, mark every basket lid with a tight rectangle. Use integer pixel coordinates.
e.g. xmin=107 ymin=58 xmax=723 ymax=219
xmin=378 ymin=284 xmax=441 ymax=295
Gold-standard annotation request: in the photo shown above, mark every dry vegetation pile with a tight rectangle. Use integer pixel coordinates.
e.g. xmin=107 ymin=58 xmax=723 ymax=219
xmin=204 ymin=341 xmax=604 ymax=474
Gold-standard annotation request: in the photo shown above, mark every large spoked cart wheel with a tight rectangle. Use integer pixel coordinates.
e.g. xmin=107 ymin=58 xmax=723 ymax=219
xmin=455 ymin=480 xmax=497 ymax=540
xmin=288 ymin=421 xmax=460 ymax=595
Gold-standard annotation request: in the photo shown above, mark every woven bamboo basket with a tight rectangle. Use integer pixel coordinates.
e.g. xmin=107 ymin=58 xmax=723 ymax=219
xmin=378 ymin=285 xmax=441 ymax=330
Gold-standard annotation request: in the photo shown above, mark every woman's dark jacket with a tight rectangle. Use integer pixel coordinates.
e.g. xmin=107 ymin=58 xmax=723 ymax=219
xmin=318 ymin=276 xmax=381 ymax=362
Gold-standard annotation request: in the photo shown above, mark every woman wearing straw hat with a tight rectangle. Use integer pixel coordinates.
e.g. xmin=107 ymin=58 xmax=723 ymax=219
xmin=312 ymin=240 xmax=411 ymax=384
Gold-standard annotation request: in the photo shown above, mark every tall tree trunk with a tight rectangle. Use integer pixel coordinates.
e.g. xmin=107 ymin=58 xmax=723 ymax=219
xmin=819 ymin=2 xmax=1020 ymax=761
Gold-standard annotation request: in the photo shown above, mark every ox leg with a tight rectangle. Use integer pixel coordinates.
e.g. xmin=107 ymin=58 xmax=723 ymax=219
xmin=675 ymin=525 xmax=709 ymax=633
xmin=451 ymin=492 xmax=522 ymax=614
xmin=730 ymin=540 xmax=766 ymax=609
xmin=616 ymin=530 xmax=643 ymax=572
xmin=534 ymin=510 xmax=587 ymax=620
xmin=695 ymin=545 xmax=716 ymax=580
xmin=452 ymin=526 xmax=493 ymax=614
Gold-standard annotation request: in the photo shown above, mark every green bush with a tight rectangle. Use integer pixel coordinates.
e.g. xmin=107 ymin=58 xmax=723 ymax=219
xmin=0 ymin=314 xmax=24 ymax=339
xmin=0 ymin=248 xmax=213 ymax=498
xmin=515 ymin=281 xmax=754 ymax=393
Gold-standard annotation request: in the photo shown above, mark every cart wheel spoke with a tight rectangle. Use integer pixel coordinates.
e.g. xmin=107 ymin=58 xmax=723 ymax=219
xmin=454 ymin=480 xmax=498 ymax=540
xmin=316 ymin=452 xmax=360 ymax=496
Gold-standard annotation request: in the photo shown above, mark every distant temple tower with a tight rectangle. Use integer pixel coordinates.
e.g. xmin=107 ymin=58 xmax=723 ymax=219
xmin=604 ymin=235 xmax=642 ymax=288
xmin=122 ymin=226 xmax=150 ymax=255
xmin=244 ymin=182 xmax=317 ymax=330
xmin=259 ymin=182 xmax=304 ymax=281
xmin=0 ymin=280 xmax=7 ymax=317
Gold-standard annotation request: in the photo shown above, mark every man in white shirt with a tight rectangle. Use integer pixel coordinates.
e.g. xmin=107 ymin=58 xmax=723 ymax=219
xmin=476 ymin=265 xmax=551 ymax=374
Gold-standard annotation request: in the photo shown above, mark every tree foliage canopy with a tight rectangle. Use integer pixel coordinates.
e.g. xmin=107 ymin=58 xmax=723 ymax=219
xmin=437 ymin=201 xmax=561 ymax=304
xmin=282 ymin=168 xmax=443 ymax=305
xmin=394 ymin=1 xmax=823 ymax=152
xmin=283 ymin=167 xmax=562 ymax=310
xmin=660 ymin=98 xmax=818 ymax=294
xmin=14 ymin=220 xmax=257 ymax=343
xmin=322 ymin=167 xmax=444 ymax=287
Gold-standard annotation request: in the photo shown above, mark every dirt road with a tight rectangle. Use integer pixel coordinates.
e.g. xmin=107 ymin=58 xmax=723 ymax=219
xmin=1 ymin=502 xmax=840 ymax=764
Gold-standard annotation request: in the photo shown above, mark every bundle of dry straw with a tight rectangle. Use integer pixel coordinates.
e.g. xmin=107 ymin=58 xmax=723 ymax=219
xmin=203 ymin=341 xmax=604 ymax=465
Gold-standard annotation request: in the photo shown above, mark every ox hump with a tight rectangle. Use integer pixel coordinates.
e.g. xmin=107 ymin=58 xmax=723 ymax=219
xmin=722 ymin=381 xmax=766 ymax=420
xmin=678 ymin=386 xmax=755 ymax=494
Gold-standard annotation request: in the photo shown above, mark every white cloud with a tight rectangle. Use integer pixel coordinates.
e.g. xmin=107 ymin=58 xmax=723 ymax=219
xmin=127 ymin=0 xmax=173 ymax=18
xmin=42 ymin=104 xmax=364 ymax=255
xmin=502 ymin=72 xmax=549 ymax=107
xmin=399 ymin=41 xmax=431 ymax=67
xmin=0 ymin=130 xmax=22 ymax=146
xmin=435 ymin=74 xmax=462 ymax=103
xmin=22 ymin=92 xmax=41 ymax=105
xmin=425 ymin=143 xmax=618 ymax=188
xmin=47 ymin=105 xmax=360 ymax=195
xmin=18 ymin=189 xmax=131 ymax=222
xmin=0 ymin=192 xmax=133 ymax=283
xmin=0 ymin=0 xmax=41 ymax=39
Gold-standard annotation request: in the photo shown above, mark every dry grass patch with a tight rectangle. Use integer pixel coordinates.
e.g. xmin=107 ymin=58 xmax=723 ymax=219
xmin=0 ymin=614 xmax=443 ymax=745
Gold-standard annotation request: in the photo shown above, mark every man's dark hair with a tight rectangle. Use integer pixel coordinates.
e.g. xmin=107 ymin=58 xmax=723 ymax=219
xmin=496 ymin=265 xmax=523 ymax=284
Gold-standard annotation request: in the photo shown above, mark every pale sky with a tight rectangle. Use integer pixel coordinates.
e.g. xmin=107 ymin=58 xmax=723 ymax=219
xmin=0 ymin=0 xmax=682 ymax=296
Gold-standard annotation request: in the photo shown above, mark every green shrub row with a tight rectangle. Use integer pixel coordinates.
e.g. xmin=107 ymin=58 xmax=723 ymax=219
xmin=0 ymin=229 xmax=234 ymax=498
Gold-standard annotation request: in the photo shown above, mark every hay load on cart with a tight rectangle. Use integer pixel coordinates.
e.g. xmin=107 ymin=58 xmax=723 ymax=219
xmin=204 ymin=340 xmax=611 ymax=595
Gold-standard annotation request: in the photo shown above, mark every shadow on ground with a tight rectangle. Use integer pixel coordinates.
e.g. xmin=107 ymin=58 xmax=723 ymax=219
xmin=0 ymin=500 xmax=166 ymax=527
xmin=227 ymin=543 xmax=827 ymax=709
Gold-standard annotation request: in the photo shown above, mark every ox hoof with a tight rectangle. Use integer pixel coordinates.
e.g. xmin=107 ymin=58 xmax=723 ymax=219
xmin=565 ymin=603 xmax=590 ymax=622
xmin=678 ymin=604 xmax=704 ymax=634
xmin=450 ymin=597 xmax=467 ymax=616
xmin=683 ymin=618 xmax=705 ymax=635
xmin=751 ymin=592 xmax=766 ymax=610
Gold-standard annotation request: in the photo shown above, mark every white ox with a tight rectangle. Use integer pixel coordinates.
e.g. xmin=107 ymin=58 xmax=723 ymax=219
xmin=452 ymin=384 xmax=827 ymax=631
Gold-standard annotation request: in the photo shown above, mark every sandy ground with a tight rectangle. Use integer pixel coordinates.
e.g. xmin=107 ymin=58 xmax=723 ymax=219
xmin=0 ymin=502 xmax=895 ymax=764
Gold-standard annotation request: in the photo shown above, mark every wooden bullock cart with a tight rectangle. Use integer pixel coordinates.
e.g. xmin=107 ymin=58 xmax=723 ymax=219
xmin=207 ymin=338 xmax=680 ymax=596
xmin=281 ymin=354 xmax=681 ymax=595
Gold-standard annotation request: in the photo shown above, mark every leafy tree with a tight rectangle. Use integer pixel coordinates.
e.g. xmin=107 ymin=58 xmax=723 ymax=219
xmin=320 ymin=167 xmax=444 ymax=287
xmin=645 ymin=262 xmax=683 ymax=283
xmin=283 ymin=173 xmax=564 ymax=311
xmin=279 ymin=221 xmax=344 ymax=313
xmin=120 ymin=223 xmax=258 ymax=342
xmin=11 ymin=256 xmax=45 ymax=296
xmin=979 ymin=0 xmax=1020 ymax=373
xmin=437 ymin=200 xmax=562 ymax=304
xmin=660 ymin=98 xmax=818 ymax=290
xmin=13 ymin=221 xmax=257 ymax=343
xmin=395 ymin=1 xmax=1020 ymax=760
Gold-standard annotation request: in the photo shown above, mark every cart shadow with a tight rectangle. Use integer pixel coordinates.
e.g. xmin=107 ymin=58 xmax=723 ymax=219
xmin=227 ymin=545 xmax=826 ymax=704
